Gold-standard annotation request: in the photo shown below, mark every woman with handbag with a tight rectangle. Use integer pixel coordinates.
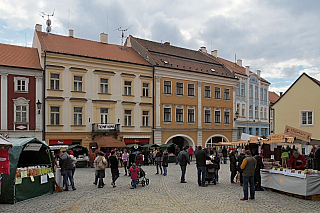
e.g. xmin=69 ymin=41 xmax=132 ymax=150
xmin=94 ymin=152 xmax=107 ymax=188
xmin=162 ymin=150 xmax=169 ymax=176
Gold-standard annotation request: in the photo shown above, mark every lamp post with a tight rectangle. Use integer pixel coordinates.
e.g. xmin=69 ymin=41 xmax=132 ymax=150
xmin=36 ymin=99 xmax=42 ymax=114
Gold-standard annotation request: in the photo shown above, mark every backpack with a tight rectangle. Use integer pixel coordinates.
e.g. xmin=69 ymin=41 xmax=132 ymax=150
xmin=98 ymin=157 xmax=107 ymax=170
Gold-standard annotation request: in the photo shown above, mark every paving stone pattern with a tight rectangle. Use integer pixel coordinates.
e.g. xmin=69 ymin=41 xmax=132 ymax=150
xmin=1 ymin=162 xmax=320 ymax=213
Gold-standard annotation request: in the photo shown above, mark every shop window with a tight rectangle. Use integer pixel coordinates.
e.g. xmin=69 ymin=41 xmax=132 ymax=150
xmin=74 ymin=107 xmax=83 ymax=125
xmin=50 ymin=106 xmax=60 ymax=125
xmin=74 ymin=76 xmax=83 ymax=92
xmin=124 ymin=110 xmax=132 ymax=126
xmin=124 ymin=81 xmax=132 ymax=95
xmin=50 ymin=73 xmax=60 ymax=90
xmin=100 ymin=78 xmax=108 ymax=94
xmin=100 ymin=108 xmax=108 ymax=124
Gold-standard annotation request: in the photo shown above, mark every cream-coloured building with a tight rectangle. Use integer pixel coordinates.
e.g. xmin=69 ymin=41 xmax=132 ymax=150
xmin=273 ymin=73 xmax=320 ymax=141
xmin=32 ymin=25 xmax=153 ymax=147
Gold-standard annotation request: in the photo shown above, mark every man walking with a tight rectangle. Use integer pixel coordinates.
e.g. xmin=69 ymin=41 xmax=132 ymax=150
xmin=178 ymin=147 xmax=190 ymax=183
xmin=195 ymin=146 xmax=211 ymax=187
xmin=240 ymin=150 xmax=257 ymax=201
xmin=109 ymin=151 xmax=119 ymax=187
xmin=59 ymin=151 xmax=76 ymax=191
xmin=222 ymin=146 xmax=228 ymax=164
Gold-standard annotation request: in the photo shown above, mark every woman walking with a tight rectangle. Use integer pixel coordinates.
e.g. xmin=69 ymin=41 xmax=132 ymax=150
xmin=109 ymin=151 xmax=119 ymax=187
xmin=94 ymin=152 xmax=107 ymax=188
xmin=155 ymin=149 xmax=163 ymax=175
xmin=128 ymin=149 xmax=136 ymax=169
xmin=230 ymin=150 xmax=237 ymax=184
xmin=162 ymin=150 xmax=169 ymax=176
xmin=213 ymin=151 xmax=221 ymax=183
xmin=122 ymin=149 xmax=129 ymax=176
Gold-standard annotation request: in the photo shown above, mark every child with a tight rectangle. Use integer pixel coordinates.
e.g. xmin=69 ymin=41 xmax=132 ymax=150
xmin=129 ymin=163 xmax=140 ymax=189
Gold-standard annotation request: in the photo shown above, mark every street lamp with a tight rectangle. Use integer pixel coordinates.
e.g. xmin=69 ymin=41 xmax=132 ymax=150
xmin=234 ymin=111 xmax=239 ymax=121
xmin=36 ymin=99 xmax=42 ymax=114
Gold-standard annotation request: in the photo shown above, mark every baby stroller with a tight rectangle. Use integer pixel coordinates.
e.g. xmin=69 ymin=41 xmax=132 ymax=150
xmin=205 ymin=162 xmax=217 ymax=185
xmin=131 ymin=168 xmax=150 ymax=187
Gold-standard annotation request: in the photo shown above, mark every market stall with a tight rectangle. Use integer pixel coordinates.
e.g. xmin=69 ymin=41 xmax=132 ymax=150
xmin=69 ymin=144 xmax=89 ymax=168
xmin=160 ymin=143 xmax=177 ymax=163
xmin=0 ymin=138 xmax=54 ymax=204
xmin=142 ymin=144 xmax=160 ymax=150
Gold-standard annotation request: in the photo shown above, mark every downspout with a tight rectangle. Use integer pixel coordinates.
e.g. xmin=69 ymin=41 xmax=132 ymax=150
xmin=42 ymin=51 xmax=46 ymax=141
xmin=152 ymin=66 xmax=155 ymax=144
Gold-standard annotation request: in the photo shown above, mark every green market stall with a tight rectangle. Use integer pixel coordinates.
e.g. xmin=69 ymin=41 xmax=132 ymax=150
xmin=0 ymin=138 xmax=54 ymax=204
xmin=142 ymin=144 xmax=160 ymax=150
xmin=160 ymin=143 xmax=177 ymax=163
xmin=69 ymin=144 xmax=89 ymax=168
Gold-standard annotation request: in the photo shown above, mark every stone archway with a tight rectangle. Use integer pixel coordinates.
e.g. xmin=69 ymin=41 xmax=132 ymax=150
xmin=205 ymin=134 xmax=229 ymax=148
xmin=165 ymin=134 xmax=195 ymax=149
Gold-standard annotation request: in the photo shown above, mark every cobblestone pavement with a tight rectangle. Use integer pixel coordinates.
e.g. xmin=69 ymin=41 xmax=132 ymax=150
xmin=1 ymin=162 xmax=320 ymax=213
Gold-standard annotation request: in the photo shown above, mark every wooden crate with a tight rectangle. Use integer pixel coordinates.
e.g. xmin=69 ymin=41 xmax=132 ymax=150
xmin=306 ymin=194 xmax=320 ymax=200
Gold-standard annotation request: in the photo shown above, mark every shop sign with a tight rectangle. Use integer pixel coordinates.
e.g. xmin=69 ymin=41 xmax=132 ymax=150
xmin=269 ymin=133 xmax=285 ymax=143
xmin=98 ymin=124 xmax=116 ymax=130
xmin=49 ymin=140 xmax=72 ymax=145
xmin=23 ymin=143 xmax=42 ymax=151
xmin=124 ymin=139 xmax=149 ymax=143
xmin=284 ymin=125 xmax=312 ymax=142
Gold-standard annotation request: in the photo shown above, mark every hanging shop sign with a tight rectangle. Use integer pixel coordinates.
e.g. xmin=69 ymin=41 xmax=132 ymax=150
xmin=23 ymin=143 xmax=42 ymax=151
xmin=49 ymin=140 xmax=72 ymax=145
xmin=269 ymin=133 xmax=286 ymax=143
xmin=97 ymin=124 xmax=116 ymax=130
xmin=284 ymin=125 xmax=312 ymax=142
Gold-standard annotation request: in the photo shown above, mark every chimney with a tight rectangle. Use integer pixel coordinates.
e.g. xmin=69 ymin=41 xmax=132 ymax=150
xmin=100 ymin=33 xmax=108 ymax=44
xmin=280 ymin=92 xmax=283 ymax=96
xmin=257 ymin=70 xmax=261 ymax=77
xmin=200 ymin=46 xmax=207 ymax=53
xmin=35 ymin=24 xmax=42 ymax=32
xmin=69 ymin=29 xmax=74 ymax=37
xmin=236 ymin=59 xmax=242 ymax=67
xmin=211 ymin=50 xmax=217 ymax=57
xmin=245 ymin=66 xmax=250 ymax=76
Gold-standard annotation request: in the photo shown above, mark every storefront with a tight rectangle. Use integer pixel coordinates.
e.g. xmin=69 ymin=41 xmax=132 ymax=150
xmin=69 ymin=144 xmax=89 ymax=168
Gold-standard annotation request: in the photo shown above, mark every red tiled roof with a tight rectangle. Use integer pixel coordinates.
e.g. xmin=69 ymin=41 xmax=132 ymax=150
xmin=36 ymin=31 xmax=151 ymax=66
xmin=269 ymin=91 xmax=280 ymax=103
xmin=0 ymin=43 xmax=42 ymax=70
xmin=131 ymin=36 xmax=235 ymax=78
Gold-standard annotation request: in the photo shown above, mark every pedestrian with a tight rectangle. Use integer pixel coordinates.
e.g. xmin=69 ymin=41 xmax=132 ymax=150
xmin=129 ymin=163 xmax=140 ymax=189
xmin=178 ymin=147 xmax=190 ymax=183
xmin=155 ymin=149 xmax=163 ymax=175
xmin=237 ymin=149 xmax=246 ymax=186
xmin=175 ymin=146 xmax=180 ymax=165
xmin=253 ymin=149 xmax=264 ymax=191
xmin=94 ymin=152 xmax=107 ymax=188
xmin=122 ymin=149 xmax=129 ymax=176
xmin=59 ymin=151 xmax=76 ymax=191
xmin=230 ymin=150 xmax=237 ymax=184
xmin=109 ymin=151 xmax=119 ymax=187
xmin=128 ymin=149 xmax=136 ymax=169
xmin=195 ymin=146 xmax=211 ymax=187
xmin=188 ymin=146 xmax=194 ymax=162
xmin=240 ymin=150 xmax=257 ymax=201
xmin=162 ymin=150 xmax=169 ymax=176
xmin=135 ymin=151 xmax=143 ymax=167
xmin=148 ymin=150 xmax=153 ymax=166
xmin=315 ymin=145 xmax=320 ymax=170
xmin=143 ymin=149 xmax=149 ymax=165
xmin=222 ymin=146 xmax=228 ymax=164
xmin=218 ymin=147 xmax=223 ymax=164
xmin=67 ymin=149 xmax=77 ymax=178
xmin=152 ymin=149 xmax=157 ymax=165
xmin=213 ymin=151 xmax=221 ymax=183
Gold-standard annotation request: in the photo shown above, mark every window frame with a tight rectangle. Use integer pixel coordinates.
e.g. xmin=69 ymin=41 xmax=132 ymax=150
xmin=100 ymin=108 xmax=109 ymax=124
xmin=204 ymin=108 xmax=211 ymax=123
xmin=214 ymin=87 xmax=221 ymax=99
xmin=188 ymin=83 xmax=195 ymax=97
xmin=175 ymin=106 xmax=184 ymax=123
xmin=164 ymin=80 xmax=172 ymax=94
xmin=124 ymin=109 xmax=132 ymax=126
xmin=187 ymin=107 xmax=195 ymax=123
xmin=163 ymin=107 xmax=172 ymax=122
xmin=100 ymin=78 xmax=109 ymax=94
xmin=14 ymin=77 xmax=29 ymax=92
xmin=249 ymin=105 xmax=253 ymax=118
xmin=50 ymin=73 xmax=60 ymax=90
xmin=73 ymin=107 xmax=83 ymax=125
xmin=204 ymin=86 xmax=211 ymax=98
xmin=242 ymin=104 xmax=245 ymax=117
xmin=142 ymin=83 xmax=149 ymax=97
xmin=176 ymin=82 xmax=184 ymax=95
xmin=74 ymin=76 xmax=83 ymax=92
xmin=224 ymin=88 xmax=230 ymax=100
xmin=124 ymin=81 xmax=132 ymax=96
xmin=142 ymin=110 xmax=149 ymax=126
xmin=50 ymin=106 xmax=60 ymax=125
xmin=224 ymin=109 xmax=230 ymax=124
xmin=241 ymin=83 xmax=245 ymax=97
xmin=255 ymin=106 xmax=258 ymax=119
xmin=214 ymin=109 xmax=221 ymax=124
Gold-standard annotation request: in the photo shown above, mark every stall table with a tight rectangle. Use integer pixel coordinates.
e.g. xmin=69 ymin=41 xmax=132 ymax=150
xmin=261 ymin=169 xmax=320 ymax=196
xmin=76 ymin=159 xmax=89 ymax=168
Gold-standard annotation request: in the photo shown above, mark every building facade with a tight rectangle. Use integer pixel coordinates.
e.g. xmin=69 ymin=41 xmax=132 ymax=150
xmin=212 ymin=54 xmax=270 ymax=139
xmin=0 ymin=43 xmax=43 ymax=139
xmin=32 ymin=25 xmax=153 ymax=147
xmin=127 ymin=37 xmax=238 ymax=148
xmin=268 ymin=91 xmax=280 ymax=134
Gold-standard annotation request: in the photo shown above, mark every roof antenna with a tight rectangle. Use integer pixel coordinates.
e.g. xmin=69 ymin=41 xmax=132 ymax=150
xmin=39 ymin=9 xmax=55 ymax=33
xmin=115 ymin=25 xmax=133 ymax=46
xmin=235 ymin=54 xmax=237 ymax=66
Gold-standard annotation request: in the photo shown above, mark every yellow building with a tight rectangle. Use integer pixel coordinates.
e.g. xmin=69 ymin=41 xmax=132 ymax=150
xmin=32 ymin=25 xmax=153 ymax=147
xmin=126 ymin=37 xmax=238 ymax=148
xmin=273 ymin=73 xmax=320 ymax=142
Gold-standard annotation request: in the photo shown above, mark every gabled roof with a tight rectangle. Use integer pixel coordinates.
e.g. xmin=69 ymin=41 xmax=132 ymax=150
xmin=273 ymin=72 xmax=320 ymax=106
xmin=0 ymin=43 xmax=42 ymax=70
xmin=131 ymin=36 xmax=235 ymax=79
xmin=35 ymin=31 xmax=151 ymax=66
xmin=269 ymin=91 xmax=280 ymax=104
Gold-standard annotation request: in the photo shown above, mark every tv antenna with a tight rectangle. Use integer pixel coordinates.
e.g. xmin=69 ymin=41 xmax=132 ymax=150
xmin=115 ymin=25 xmax=132 ymax=45
xmin=39 ymin=9 xmax=55 ymax=33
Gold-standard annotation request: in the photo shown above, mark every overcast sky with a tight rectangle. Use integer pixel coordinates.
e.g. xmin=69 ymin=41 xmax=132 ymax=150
xmin=1 ymin=0 xmax=320 ymax=94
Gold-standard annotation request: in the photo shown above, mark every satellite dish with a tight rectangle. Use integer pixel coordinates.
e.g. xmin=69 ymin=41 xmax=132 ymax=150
xmin=46 ymin=26 xmax=51 ymax=33
xmin=46 ymin=19 xmax=51 ymax=26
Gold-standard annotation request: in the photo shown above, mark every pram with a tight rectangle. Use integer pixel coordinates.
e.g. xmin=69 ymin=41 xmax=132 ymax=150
xmin=131 ymin=167 xmax=150 ymax=187
xmin=205 ymin=161 xmax=217 ymax=185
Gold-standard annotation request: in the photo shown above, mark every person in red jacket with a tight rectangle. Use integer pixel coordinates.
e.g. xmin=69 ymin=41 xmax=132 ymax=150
xmin=135 ymin=151 xmax=143 ymax=167
xmin=188 ymin=147 xmax=194 ymax=162
xmin=289 ymin=151 xmax=306 ymax=170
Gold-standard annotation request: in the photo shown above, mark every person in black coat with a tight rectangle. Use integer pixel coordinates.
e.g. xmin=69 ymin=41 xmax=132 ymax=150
xmin=237 ymin=149 xmax=246 ymax=186
xmin=195 ymin=146 xmax=211 ymax=187
xmin=222 ymin=147 xmax=228 ymax=164
xmin=162 ymin=150 xmax=169 ymax=176
xmin=128 ymin=149 xmax=136 ymax=169
xmin=253 ymin=149 xmax=264 ymax=191
xmin=229 ymin=150 xmax=237 ymax=184
xmin=213 ymin=152 xmax=221 ymax=183
xmin=314 ymin=146 xmax=320 ymax=170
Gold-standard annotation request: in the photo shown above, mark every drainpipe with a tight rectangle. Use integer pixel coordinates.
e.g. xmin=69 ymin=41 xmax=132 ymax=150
xmin=152 ymin=66 xmax=155 ymax=145
xmin=42 ymin=51 xmax=46 ymax=141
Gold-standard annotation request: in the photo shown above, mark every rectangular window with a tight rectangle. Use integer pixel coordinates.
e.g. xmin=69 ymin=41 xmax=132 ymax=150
xmin=204 ymin=109 xmax=211 ymax=123
xmin=143 ymin=83 xmax=149 ymax=97
xmin=50 ymin=73 xmax=60 ymax=90
xmin=270 ymin=109 xmax=274 ymax=119
xmin=264 ymin=108 xmax=267 ymax=119
xmin=264 ymin=89 xmax=268 ymax=101
xmin=224 ymin=88 xmax=230 ymax=100
xmin=242 ymin=104 xmax=245 ymax=117
xmin=176 ymin=82 xmax=183 ymax=95
xmin=249 ymin=105 xmax=253 ymax=118
xmin=214 ymin=110 xmax=221 ymax=123
xmin=100 ymin=108 xmax=108 ymax=124
xmin=164 ymin=81 xmax=171 ymax=94
xmin=236 ymin=103 xmax=240 ymax=115
xmin=124 ymin=81 xmax=132 ymax=95
xmin=187 ymin=108 xmax=195 ymax=123
xmin=249 ymin=85 xmax=253 ymax=98
xmin=164 ymin=108 xmax=171 ymax=122
xmin=255 ymin=86 xmax=259 ymax=99
xmin=236 ymin=82 xmax=240 ymax=96
xmin=74 ymin=76 xmax=83 ymax=92
xmin=255 ymin=106 xmax=258 ymax=118
xmin=249 ymin=128 xmax=252 ymax=135
xmin=270 ymin=121 xmax=274 ymax=132
xmin=224 ymin=111 xmax=230 ymax=124
xmin=50 ymin=106 xmax=60 ymax=125
xmin=241 ymin=83 xmax=245 ymax=96
xmin=74 ymin=107 xmax=82 ymax=125
xmin=188 ymin=84 xmax=195 ymax=96
xmin=260 ymin=88 xmax=263 ymax=101
xmin=100 ymin=78 xmax=108 ymax=94
xmin=261 ymin=128 xmax=266 ymax=136
xmin=204 ymin=86 xmax=211 ymax=98
xmin=16 ymin=105 xmax=27 ymax=122
xmin=17 ymin=80 xmax=27 ymax=91
xmin=214 ymin=87 xmax=221 ymax=99
xmin=142 ymin=111 xmax=149 ymax=126
xmin=176 ymin=108 xmax=183 ymax=122
xmin=124 ymin=110 xmax=132 ymax=126
xmin=260 ymin=107 xmax=263 ymax=119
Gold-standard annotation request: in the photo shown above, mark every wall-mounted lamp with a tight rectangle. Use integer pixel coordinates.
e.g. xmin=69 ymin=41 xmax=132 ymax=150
xmin=234 ymin=111 xmax=239 ymax=121
xmin=36 ymin=99 xmax=42 ymax=114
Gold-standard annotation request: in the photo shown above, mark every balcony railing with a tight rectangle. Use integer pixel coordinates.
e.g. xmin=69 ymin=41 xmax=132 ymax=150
xmin=92 ymin=123 xmax=120 ymax=133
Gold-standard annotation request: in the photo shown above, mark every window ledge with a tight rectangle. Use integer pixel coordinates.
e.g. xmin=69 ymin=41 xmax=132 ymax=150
xmin=47 ymin=125 xmax=64 ymax=127
xmin=214 ymin=98 xmax=221 ymax=101
xmin=98 ymin=93 xmax=111 ymax=95
xmin=204 ymin=97 xmax=211 ymax=101
xmin=163 ymin=93 xmax=172 ymax=97
xmin=224 ymin=99 xmax=231 ymax=102
xmin=301 ymin=124 xmax=314 ymax=127
xmin=175 ymin=122 xmax=184 ymax=125
xmin=204 ymin=122 xmax=211 ymax=126
xmin=71 ymin=91 xmax=86 ymax=93
xmin=14 ymin=91 xmax=28 ymax=93
xmin=176 ymin=94 xmax=184 ymax=98
xmin=123 ymin=94 xmax=134 ymax=97
xmin=14 ymin=122 xmax=29 ymax=124
xmin=187 ymin=122 xmax=195 ymax=126
xmin=188 ymin=95 xmax=196 ymax=99
xmin=224 ymin=123 xmax=231 ymax=126
xmin=48 ymin=89 xmax=63 ymax=91
xmin=215 ymin=123 xmax=221 ymax=126
xmin=140 ymin=126 xmax=151 ymax=128
xmin=122 ymin=126 xmax=135 ymax=127
xmin=141 ymin=96 xmax=151 ymax=98
xmin=163 ymin=122 xmax=172 ymax=126
xmin=71 ymin=125 xmax=86 ymax=127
